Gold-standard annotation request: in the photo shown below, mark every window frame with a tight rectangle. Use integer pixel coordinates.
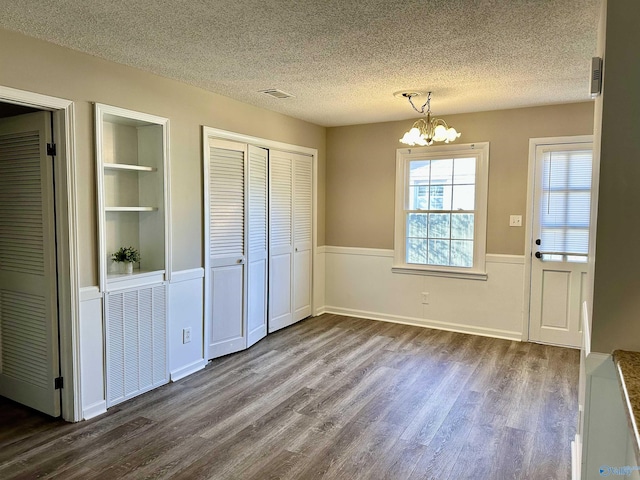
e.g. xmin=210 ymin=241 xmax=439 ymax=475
xmin=393 ymin=142 xmax=490 ymax=280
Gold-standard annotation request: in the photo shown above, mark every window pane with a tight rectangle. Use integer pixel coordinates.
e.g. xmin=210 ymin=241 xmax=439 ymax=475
xmin=452 ymin=185 xmax=475 ymax=210
xmin=407 ymin=213 xmax=428 ymax=238
xmin=454 ymin=157 xmax=476 ymax=185
xmin=429 ymin=213 xmax=450 ymax=238
xmin=451 ymin=213 xmax=474 ymax=239
xmin=451 ymin=240 xmax=473 ymax=267
xmin=407 ymin=238 xmax=427 ymax=264
xmin=408 ymin=185 xmax=429 ymax=210
xmin=409 ymin=161 xmax=430 ymax=185
xmin=430 ymin=159 xmax=453 ymax=185
xmin=539 ymin=148 xmax=593 ymax=260
xmin=428 ymin=239 xmax=450 ymax=266
xmin=429 ymin=185 xmax=452 ymax=210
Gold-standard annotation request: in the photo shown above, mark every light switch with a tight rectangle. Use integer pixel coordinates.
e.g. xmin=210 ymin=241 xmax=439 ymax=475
xmin=509 ymin=215 xmax=523 ymax=227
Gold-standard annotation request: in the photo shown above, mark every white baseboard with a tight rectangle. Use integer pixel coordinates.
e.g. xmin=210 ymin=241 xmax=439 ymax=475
xmin=83 ymin=400 xmax=107 ymax=420
xmin=323 ymin=306 xmax=522 ymax=341
xmin=170 ymin=359 xmax=207 ymax=382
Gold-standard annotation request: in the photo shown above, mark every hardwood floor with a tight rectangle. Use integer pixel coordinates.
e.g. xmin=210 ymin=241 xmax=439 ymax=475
xmin=0 ymin=314 xmax=579 ymax=479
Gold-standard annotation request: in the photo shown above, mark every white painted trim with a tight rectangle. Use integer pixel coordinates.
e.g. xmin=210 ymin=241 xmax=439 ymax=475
xmin=323 ymin=246 xmax=523 ymax=265
xmin=323 ymin=306 xmax=522 ymax=341
xmin=317 ymin=245 xmax=326 ymax=254
xmin=0 ymin=85 xmax=82 ymax=422
xmin=170 ymin=268 xmax=205 ymax=283
xmin=82 ymin=400 xmax=107 ymax=420
xmin=170 ymin=359 xmax=207 ymax=382
xmin=80 ymin=286 xmax=102 ymax=302
xmin=485 ymin=254 xmax=525 ymax=264
xmin=324 ymin=246 xmax=394 ymax=257
xmin=524 ymin=135 xmax=594 ymax=344
xmin=202 ymin=127 xmax=317 ymax=157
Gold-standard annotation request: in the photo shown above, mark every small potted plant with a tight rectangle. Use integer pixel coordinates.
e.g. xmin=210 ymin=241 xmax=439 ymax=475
xmin=111 ymin=246 xmax=140 ymax=274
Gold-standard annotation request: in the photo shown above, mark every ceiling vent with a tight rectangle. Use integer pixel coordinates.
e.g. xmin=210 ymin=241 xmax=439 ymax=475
xmin=259 ymin=89 xmax=294 ymax=99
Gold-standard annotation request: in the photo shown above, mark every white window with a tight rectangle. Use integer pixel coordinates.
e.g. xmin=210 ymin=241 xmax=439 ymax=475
xmin=393 ymin=142 xmax=489 ymax=279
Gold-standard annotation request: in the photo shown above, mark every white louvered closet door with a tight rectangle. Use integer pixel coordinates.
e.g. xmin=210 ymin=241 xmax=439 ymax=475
xmin=246 ymin=146 xmax=268 ymax=347
xmin=0 ymin=112 xmax=60 ymax=417
xmin=293 ymin=153 xmax=312 ymax=321
xmin=207 ymin=140 xmax=247 ymax=358
xmin=268 ymin=151 xmax=294 ymax=333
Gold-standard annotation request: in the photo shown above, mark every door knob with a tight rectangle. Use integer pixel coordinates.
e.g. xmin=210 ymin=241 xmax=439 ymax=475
xmin=535 ymin=251 xmax=542 ymax=259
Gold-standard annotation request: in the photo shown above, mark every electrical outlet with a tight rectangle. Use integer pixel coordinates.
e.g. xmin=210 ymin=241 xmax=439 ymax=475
xmin=183 ymin=327 xmax=192 ymax=344
xmin=509 ymin=215 xmax=523 ymax=227
xmin=422 ymin=292 xmax=430 ymax=305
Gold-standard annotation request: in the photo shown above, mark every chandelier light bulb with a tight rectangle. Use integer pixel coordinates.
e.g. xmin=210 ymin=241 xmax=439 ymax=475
xmin=398 ymin=91 xmax=461 ymax=147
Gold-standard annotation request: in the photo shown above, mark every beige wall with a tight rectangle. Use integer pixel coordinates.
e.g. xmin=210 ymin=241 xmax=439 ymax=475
xmin=0 ymin=28 xmax=326 ymax=287
xmin=326 ymin=103 xmax=594 ymax=254
xmin=591 ymin=0 xmax=640 ymax=353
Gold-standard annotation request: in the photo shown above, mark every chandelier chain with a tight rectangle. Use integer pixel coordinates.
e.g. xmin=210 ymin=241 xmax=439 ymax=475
xmin=407 ymin=92 xmax=432 ymax=116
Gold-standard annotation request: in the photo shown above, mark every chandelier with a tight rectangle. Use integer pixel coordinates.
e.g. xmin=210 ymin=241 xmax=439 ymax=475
xmin=398 ymin=91 xmax=461 ymax=146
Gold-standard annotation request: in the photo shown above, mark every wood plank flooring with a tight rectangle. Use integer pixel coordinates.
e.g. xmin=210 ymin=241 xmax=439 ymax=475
xmin=0 ymin=314 xmax=579 ymax=479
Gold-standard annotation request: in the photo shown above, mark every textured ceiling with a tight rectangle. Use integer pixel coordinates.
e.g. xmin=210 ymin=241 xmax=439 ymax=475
xmin=0 ymin=0 xmax=601 ymax=126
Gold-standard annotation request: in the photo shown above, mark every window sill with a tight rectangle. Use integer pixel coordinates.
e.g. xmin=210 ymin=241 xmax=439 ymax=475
xmin=391 ymin=265 xmax=488 ymax=281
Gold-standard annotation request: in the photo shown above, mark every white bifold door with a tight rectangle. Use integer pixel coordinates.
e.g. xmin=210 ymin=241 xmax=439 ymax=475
xmin=206 ymin=140 xmax=268 ymax=359
xmin=0 ymin=111 xmax=61 ymax=417
xmin=269 ymin=150 xmax=312 ymax=333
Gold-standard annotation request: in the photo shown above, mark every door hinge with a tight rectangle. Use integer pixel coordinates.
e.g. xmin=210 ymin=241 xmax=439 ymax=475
xmin=54 ymin=377 xmax=63 ymax=389
xmin=47 ymin=143 xmax=57 ymax=156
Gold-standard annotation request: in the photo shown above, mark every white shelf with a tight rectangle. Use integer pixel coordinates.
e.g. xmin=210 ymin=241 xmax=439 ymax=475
xmin=105 ymin=206 xmax=158 ymax=212
xmin=104 ymin=163 xmax=156 ymax=172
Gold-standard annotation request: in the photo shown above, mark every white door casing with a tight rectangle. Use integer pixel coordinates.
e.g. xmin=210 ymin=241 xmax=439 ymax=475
xmin=0 ymin=111 xmax=61 ymax=416
xmin=528 ymin=139 xmax=593 ymax=348
xmin=207 ymin=139 xmax=247 ymax=358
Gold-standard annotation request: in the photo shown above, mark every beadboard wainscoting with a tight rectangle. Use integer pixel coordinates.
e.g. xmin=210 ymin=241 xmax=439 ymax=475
xmin=78 ymin=268 xmax=206 ymax=420
xmin=323 ymin=246 xmax=525 ymax=341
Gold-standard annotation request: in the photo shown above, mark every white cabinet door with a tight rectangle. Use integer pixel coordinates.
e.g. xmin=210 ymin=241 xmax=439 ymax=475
xmin=207 ymin=141 xmax=247 ymax=358
xmin=246 ymin=146 xmax=268 ymax=347
xmin=0 ymin=112 xmax=61 ymax=417
xmin=105 ymin=283 xmax=168 ymax=407
xmin=293 ymin=153 xmax=312 ymax=321
xmin=268 ymin=151 xmax=293 ymax=333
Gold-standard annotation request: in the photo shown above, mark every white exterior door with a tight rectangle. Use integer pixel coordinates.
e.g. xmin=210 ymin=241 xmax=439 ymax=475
xmin=529 ymin=141 xmax=593 ymax=348
xmin=246 ymin=146 xmax=268 ymax=347
xmin=207 ymin=140 xmax=247 ymax=358
xmin=268 ymin=151 xmax=293 ymax=333
xmin=0 ymin=111 xmax=61 ymax=417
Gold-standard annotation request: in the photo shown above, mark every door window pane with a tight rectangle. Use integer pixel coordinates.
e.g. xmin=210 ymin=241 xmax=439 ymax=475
xmin=539 ymin=149 xmax=592 ymax=262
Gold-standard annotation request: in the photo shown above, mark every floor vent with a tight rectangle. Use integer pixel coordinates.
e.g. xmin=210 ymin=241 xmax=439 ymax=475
xmin=259 ymin=89 xmax=294 ymax=99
